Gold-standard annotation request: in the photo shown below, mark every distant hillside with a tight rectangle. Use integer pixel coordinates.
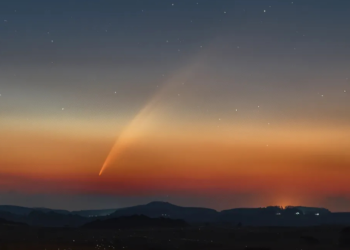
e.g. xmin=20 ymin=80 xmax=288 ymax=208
xmin=0 ymin=210 xmax=91 ymax=227
xmin=0 ymin=205 xmax=34 ymax=216
xmin=26 ymin=211 xmax=90 ymax=227
xmin=287 ymin=206 xmax=331 ymax=215
xmin=218 ymin=206 xmax=350 ymax=227
xmin=108 ymin=201 xmax=218 ymax=223
xmin=0 ymin=218 xmax=26 ymax=226
xmin=72 ymin=209 xmax=118 ymax=217
xmin=0 ymin=205 xmax=70 ymax=216
xmin=83 ymin=214 xmax=188 ymax=229
xmin=0 ymin=202 xmax=349 ymax=227
xmin=33 ymin=207 xmax=71 ymax=215
xmin=0 ymin=205 xmax=118 ymax=218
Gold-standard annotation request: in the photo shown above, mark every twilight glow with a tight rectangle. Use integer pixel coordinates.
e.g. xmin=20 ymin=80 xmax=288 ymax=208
xmin=1 ymin=0 xmax=350 ymax=211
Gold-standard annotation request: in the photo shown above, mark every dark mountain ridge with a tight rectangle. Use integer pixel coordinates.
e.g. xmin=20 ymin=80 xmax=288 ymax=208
xmin=0 ymin=205 xmax=117 ymax=217
xmin=108 ymin=201 xmax=218 ymax=222
xmin=0 ymin=202 xmax=349 ymax=228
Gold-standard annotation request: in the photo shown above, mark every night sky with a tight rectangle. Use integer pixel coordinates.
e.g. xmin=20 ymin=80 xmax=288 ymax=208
xmin=1 ymin=0 xmax=350 ymax=211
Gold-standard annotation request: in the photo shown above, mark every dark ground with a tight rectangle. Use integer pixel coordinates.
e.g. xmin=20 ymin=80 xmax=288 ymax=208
xmin=0 ymin=224 xmax=349 ymax=250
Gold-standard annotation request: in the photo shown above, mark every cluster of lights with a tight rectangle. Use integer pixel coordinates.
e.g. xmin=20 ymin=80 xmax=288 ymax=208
xmin=275 ymin=212 xmax=321 ymax=216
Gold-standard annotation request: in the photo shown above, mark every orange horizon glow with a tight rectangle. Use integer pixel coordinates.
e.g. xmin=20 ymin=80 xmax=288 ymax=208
xmin=1 ymin=120 xmax=350 ymax=199
xmin=1 ymin=47 xmax=350 ymax=211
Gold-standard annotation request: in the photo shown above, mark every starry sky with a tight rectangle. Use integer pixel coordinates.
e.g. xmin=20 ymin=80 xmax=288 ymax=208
xmin=1 ymin=0 xmax=350 ymax=211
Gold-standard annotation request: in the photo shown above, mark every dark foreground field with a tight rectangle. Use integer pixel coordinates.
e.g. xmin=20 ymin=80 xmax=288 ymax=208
xmin=0 ymin=224 xmax=349 ymax=250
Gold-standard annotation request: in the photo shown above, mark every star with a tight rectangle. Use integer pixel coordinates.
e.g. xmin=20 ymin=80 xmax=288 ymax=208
xmin=344 ymin=90 xmax=347 ymax=93
xmin=264 ymin=10 xmax=266 ymax=13
xmin=62 ymin=108 xmax=64 ymax=111
xmin=51 ymin=40 xmax=54 ymax=43
xmin=235 ymin=109 xmax=238 ymax=112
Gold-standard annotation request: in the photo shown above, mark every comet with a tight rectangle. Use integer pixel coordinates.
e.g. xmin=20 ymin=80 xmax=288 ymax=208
xmin=99 ymin=64 xmax=201 ymax=175
xmin=99 ymin=91 xmax=163 ymax=176
xmin=98 ymin=50 xmax=212 ymax=176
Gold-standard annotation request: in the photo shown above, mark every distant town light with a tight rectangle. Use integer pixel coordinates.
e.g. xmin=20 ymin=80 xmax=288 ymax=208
xmin=315 ymin=213 xmax=320 ymax=216
xmin=295 ymin=212 xmax=300 ymax=215
xmin=276 ymin=212 xmax=281 ymax=215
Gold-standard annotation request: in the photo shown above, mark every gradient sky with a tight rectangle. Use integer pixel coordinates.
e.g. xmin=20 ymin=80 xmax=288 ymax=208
xmin=1 ymin=0 xmax=350 ymax=211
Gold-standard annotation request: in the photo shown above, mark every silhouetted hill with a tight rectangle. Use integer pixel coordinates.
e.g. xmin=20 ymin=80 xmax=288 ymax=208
xmin=72 ymin=208 xmax=118 ymax=217
xmin=0 ymin=210 xmax=24 ymax=223
xmin=0 ymin=202 xmax=349 ymax=227
xmin=0 ymin=205 xmax=33 ymax=216
xmin=292 ymin=206 xmax=331 ymax=215
xmin=26 ymin=211 xmax=90 ymax=227
xmin=0 ymin=218 xmax=26 ymax=226
xmin=33 ymin=207 xmax=71 ymax=215
xmin=218 ymin=207 xmax=350 ymax=227
xmin=108 ymin=201 xmax=218 ymax=223
xmin=0 ymin=205 xmax=70 ymax=216
xmin=0 ymin=210 xmax=90 ymax=227
xmin=83 ymin=214 xmax=188 ymax=229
